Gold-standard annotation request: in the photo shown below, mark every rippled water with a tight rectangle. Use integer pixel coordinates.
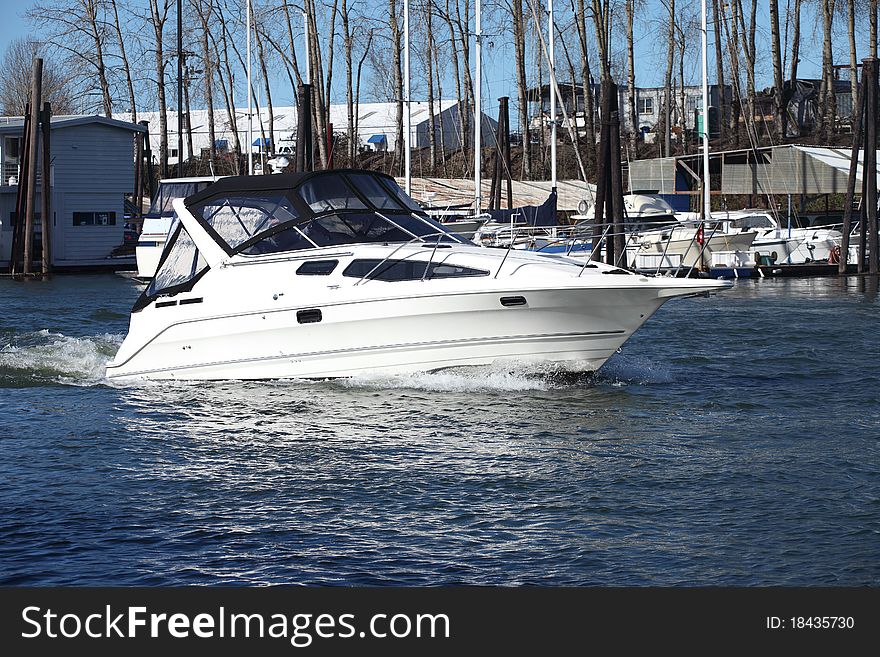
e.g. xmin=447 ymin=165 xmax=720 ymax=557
xmin=1 ymin=274 xmax=878 ymax=586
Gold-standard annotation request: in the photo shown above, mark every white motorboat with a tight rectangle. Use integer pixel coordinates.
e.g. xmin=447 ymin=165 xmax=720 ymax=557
xmin=107 ymin=170 xmax=731 ymax=382
xmin=135 ymin=176 xmax=222 ymax=278
xmin=683 ymin=209 xmax=843 ymax=265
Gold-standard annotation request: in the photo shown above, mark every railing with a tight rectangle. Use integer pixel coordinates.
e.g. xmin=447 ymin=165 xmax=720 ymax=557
xmin=352 ymin=231 xmax=459 ymax=286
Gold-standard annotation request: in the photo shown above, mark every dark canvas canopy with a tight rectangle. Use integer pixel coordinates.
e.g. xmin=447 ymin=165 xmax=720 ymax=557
xmin=486 ymin=190 xmax=558 ymax=226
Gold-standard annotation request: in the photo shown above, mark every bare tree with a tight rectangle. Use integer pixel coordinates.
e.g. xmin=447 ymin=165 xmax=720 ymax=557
xmin=819 ymin=0 xmax=837 ymax=140
xmin=625 ymin=0 xmax=637 ymax=148
xmin=0 ymin=39 xmax=76 ymax=115
xmin=512 ymin=0 xmax=532 ymax=176
xmin=109 ymin=0 xmax=137 ymax=121
xmin=28 ymin=0 xmax=115 ymax=116
xmin=147 ymin=0 xmax=173 ymax=176
xmin=711 ymin=0 xmax=727 ymax=142
xmin=769 ymin=0 xmax=784 ymax=139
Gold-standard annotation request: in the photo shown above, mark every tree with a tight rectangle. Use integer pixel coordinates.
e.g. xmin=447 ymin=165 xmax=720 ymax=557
xmin=27 ymin=0 xmax=114 ymax=116
xmin=0 ymin=39 xmax=76 ymax=115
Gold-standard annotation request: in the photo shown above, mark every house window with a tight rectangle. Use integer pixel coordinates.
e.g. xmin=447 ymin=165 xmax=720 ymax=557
xmin=73 ymin=211 xmax=116 ymax=226
xmin=168 ymin=148 xmax=178 ymax=159
xmin=638 ymin=98 xmax=654 ymax=115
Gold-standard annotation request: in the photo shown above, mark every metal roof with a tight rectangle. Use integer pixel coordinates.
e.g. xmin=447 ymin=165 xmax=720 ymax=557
xmin=628 ymin=144 xmax=880 ymax=196
xmin=0 ymin=114 xmax=147 ymax=134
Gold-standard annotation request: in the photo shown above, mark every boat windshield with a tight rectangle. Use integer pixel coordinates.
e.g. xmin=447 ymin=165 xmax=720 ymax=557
xmin=729 ymin=215 xmax=774 ymax=229
xmin=186 ymin=170 xmax=464 ymax=256
xmin=148 ymin=180 xmax=214 ymax=217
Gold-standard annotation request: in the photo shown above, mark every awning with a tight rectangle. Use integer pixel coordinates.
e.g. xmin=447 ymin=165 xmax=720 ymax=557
xmin=214 ymin=139 xmax=228 ymax=149
xmin=252 ymin=137 xmax=271 ymax=147
xmin=367 ymin=134 xmax=387 ymax=144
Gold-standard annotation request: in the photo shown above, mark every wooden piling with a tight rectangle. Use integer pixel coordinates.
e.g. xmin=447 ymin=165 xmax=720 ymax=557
xmin=22 ymin=58 xmax=43 ymax=276
xmin=295 ymin=84 xmax=313 ymax=173
xmin=608 ymin=98 xmax=626 ymax=263
xmin=134 ymin=125 xmax=143 ymax=227
xmin=9 ymin=106 xmax=30 ymax=274
xmin=864 ymin=57 xmax=879 ymax=276
xmin=139 ymin=121 xmax=155 ymax=201
xmin=591 ymin=80 xmax=613 ymax=262
xmin=40 ymin=101 xmax=51 ymax=275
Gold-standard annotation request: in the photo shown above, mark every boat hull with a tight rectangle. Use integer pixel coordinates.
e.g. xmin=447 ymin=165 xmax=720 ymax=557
xmin=106 ymin=285 xmax=684 ymax=381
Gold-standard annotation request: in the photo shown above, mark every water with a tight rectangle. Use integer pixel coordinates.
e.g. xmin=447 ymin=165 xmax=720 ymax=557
xmin=1 ymin=274 xmax=878 ymax=586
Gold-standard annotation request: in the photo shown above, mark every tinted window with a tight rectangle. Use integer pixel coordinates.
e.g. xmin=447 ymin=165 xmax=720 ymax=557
xmin=298 ymin=176 xmax=367 ymax=214
xmin=379 ymin=177 xmax=423 ymax=212
xmin=297 ymin=260 xmax=338 ymax=275
xmin=346 ymin=173 xmax=404 ymax=210
xmin=342 ymin=259 xmax=488 ymax=281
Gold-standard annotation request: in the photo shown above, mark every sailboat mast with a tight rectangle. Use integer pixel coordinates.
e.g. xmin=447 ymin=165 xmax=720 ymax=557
xmin=246 ymin=0 xmax=253 ymax=175
xmin=549 ymin=0 xmax=556 ymax=190
xmin=474 ymin=0 xmax=482 ymax=214
xmin=700 ymin=0 xmax=710 ymax=220
xmin=404 ymin=0 xmax=412 ymax=195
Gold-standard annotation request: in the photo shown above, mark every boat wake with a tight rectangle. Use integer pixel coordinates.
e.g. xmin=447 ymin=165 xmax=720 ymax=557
xmin=341 ymin=360 xmax=597 ymax=392
xmin=0 ymin=330 xmax=123 ymax=387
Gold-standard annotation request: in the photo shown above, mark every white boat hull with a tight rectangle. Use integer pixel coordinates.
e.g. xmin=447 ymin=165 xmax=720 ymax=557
xmin=107 ymin=249 xmax=724 ymax=381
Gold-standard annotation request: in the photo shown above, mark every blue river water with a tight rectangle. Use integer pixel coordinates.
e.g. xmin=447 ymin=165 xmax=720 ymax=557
xmin=0 ymin=274 xmax=878 ymax=586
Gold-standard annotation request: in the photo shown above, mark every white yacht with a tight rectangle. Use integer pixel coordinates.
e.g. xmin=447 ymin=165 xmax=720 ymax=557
xmin=107 ymin=170 xmax=731 ymax=382
xmin=135 ymin=176 xmax=222 ymax=278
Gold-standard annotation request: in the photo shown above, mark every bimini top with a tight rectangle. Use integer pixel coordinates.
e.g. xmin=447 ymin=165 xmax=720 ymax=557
xmin=133 ymin=169 xmax=464 ymax=311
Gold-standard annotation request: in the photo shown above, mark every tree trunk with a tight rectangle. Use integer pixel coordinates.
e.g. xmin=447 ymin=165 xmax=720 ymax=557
xmin=626 ymin=0 xmax=637 ymax=148
xmin=820 ymin=0 xmax=837 ymax=140
xmin=664 ymin=0 xmax=675 ymax=154
xmin=389 ymin=0 xmax=404 ymax=173
xmin=149 ymin=0 xmax=170 ymax=177
xmin=194 ymin=0 xmax=216 ymax=166
xmin=424 ymin=0 xmax=437 ymax=170
xmin=711 ymin=0 xmax=726 ymax=142
xmin=574 ymin=0 xmax=595 ymax=167
xmin=769 ymin=0 xmax=784 ymax=140
xmin=84 ymin=0 xmax=113 ymax=117
xmin=781 ymin=0 xmax=802 ymax=138
xmin=109 ymin=0 xmax=136 ymax=121
xmin=847 ymin=0 xmax=858 ymax=126
xmin=512 ymin=0 xmax=531 ymax=177
xmin=342 ymin=0 xmax=355 ymax=165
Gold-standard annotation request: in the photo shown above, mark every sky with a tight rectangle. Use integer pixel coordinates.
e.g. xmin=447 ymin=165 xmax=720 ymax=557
xmin=0 ymin=0 xmax=875 ymax=124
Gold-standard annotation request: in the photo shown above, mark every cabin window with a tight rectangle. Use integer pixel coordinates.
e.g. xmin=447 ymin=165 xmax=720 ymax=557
xmin=730 ymin=215 xmax=774 ymax=229
xmin=638 ymin=98 xmax=654 ymax=115
xmin=342 ymin=259 xmax=488 ymax=282
xmin=199 ymin=195 xmax=300 ymax=250
xmin=73 ymin=211 xmax=116 ymax=226
xmin=298 ymin=176 xmax=367 ymax=214
xmin=297 ymin=260 xmax=338 ymax=275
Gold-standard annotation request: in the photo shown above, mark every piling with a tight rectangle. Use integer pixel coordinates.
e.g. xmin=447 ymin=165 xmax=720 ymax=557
xmin=40 ymin=101 xmax=51 ymax=275
xmin=22 ymin=58 xmax=43 ymax=276
xmin=591 ymin=80 xmax=613 ymax=262
xmin=489 ymin=97 xmax=512 ymax=210
xmin=134 ymin=124 xmax=143 ymax=226
xmin=295 ymin=84 xmax=314 ymax=173
xmin=139 ymin=121 xmax=155 ymax=201
xmin=864 ymin=57 xmax=879 ymax=276
xmin=9 ymin=105 xmax=30 ymax=273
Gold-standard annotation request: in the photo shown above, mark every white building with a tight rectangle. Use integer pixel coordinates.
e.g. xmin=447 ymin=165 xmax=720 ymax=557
xmin=140 ymin=101 xmax=498 ymax=166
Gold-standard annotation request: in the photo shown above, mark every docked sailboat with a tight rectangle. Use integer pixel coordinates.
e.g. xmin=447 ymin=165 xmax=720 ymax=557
xmin=106 ymin=169 xmax=731 ymax=381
